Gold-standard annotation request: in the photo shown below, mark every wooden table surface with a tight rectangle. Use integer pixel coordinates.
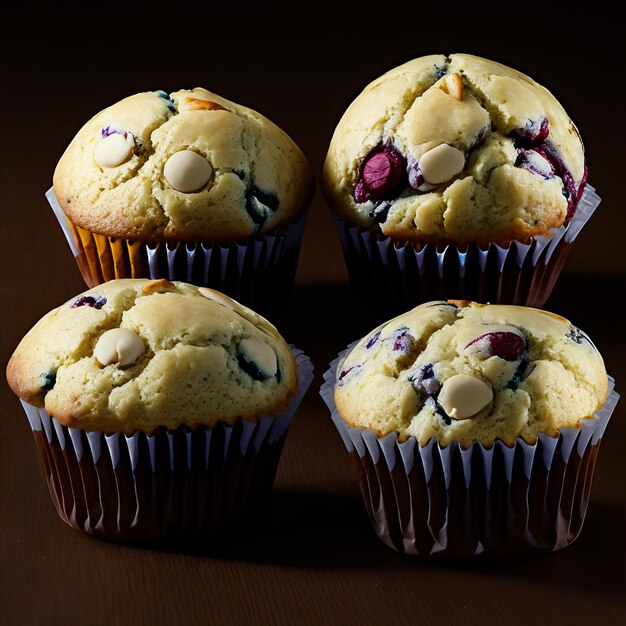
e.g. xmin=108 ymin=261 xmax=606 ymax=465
xmin=1 ymin=274 xmax=625 ymax=625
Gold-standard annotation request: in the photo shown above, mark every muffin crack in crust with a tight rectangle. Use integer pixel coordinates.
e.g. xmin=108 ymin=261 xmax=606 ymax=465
xmin=334 ymin=301 xmax=607 ymax=448
xmin=6 ymin=280 xmax=298 ymax=434
xmin=323 ymin=53 xmax=586 ymax=247
xmin=53 ymin=88 xmax=313 ymax=243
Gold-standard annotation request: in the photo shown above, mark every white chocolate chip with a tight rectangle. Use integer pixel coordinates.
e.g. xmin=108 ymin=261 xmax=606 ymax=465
xmin=438 ymin=374 xmax=493 ymax=420
xmin=198 ymin=287 xmax=235 ymax=310
xmin=94 ymin=328 xmax=145 ymax=367
xmin=94 ymin=133 xmax=135 ymax=168
xmin=239 ymin=338 xmax=277 ymax=377
xmin=163 ymin=150 xmax=212 ymax=193
xmin=419 ymin=144 xmax=465 ymax=184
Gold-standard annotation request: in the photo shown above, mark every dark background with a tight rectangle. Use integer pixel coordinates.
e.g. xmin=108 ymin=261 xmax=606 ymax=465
xmin=1 ymin=9 xmax=625 ymax=625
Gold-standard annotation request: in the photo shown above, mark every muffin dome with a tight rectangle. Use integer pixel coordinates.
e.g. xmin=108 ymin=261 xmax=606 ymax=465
xmin=53 ymin=88 xmax=313 ymax=242
xmin=6 ymin=279 xmax=298 ymax=434
xmin=323 ymin=54 xmax=587 ymax=246
xmin=334 ymin=300 xmax=607 ymax=447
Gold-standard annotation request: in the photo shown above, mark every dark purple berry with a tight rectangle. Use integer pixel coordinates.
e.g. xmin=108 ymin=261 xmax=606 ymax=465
xmin=391 ymin=327 xmax=415 ymax=352
xmin=531 ymin=117 xmax=550 ymax=142
xmin=577 ymin=166 xmax=588 ymax=204
xmin=338 ymin=364 xmax=360 ymax=382
xmin=72 ymin=295 xmax=107 ymax=309
xmin=465 ymin=331 xmax=526 ymax=361
xmin=513 ymin=116 xmax=550 ymax=145
xmin=354 ymin=179 xmax=369 ymax=203
xmin=407 ymin=159 xmax=424 ymax=190
xmin=102 ymin=126 xmax=121 ymax=138
xmin=410 ymin=363 xmax=441 ymax=397
xmin=525 ymin=141 xmax=582 ymax=223
xmin=354 ymin=145 xmax=406 ymax=203
xmin=515 ymin=148 xmax=554 ymax=179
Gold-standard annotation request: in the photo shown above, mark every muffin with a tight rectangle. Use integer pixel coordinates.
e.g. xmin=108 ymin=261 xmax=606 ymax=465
xmin=322 ymin=54 xmax=599 ymax=321
xmin=48 ymin=88 xmax=314 ymax=320
xmin=6 ymin=279 xmax=313 ymax=543
xmin=321 ymin=300 xmax=618 ymax=557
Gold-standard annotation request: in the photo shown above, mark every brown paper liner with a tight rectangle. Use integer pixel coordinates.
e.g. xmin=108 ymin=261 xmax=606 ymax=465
xmin=21 ymin=349 xmax=313 ymax=544
xmin=334 ymin=185 xmax=600 ymax=324
xmin=31 ymin=422 xmax=285 ymax=544
xmin=320 ymin=348 xmax=618 ymax=558
xmin=349 ymin=439 xmax=600 ymax=557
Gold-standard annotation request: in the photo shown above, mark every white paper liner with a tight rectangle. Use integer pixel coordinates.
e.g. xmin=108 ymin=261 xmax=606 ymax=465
xmin=320 ymin=342 xmax=619 ymax=556
xmin=20 ymin=348 xmax=313 ymax=542
xmin=334 ymin=185 xmax=601 ymax=311
xmin=46 ymin=187 xmax=79 ymax=256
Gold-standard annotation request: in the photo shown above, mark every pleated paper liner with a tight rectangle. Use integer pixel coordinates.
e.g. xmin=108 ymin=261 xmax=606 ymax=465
xmin=46 ymin=188 xmax=308 ymax=322
xmin=20 ymin=349 xmax=313 ymax=544
xmin=320 ymin=346 xmax=619 ymax=558
xmin=334 ymin=185 xmax=600 ymax=325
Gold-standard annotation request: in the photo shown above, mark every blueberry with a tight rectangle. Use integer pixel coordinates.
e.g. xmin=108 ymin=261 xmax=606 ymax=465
xmin=370 ymin=201 xmax=391 ymax=223
xmin=567 ymin=325 xmax=594 ymax=348
xmin=365 ymin=331 xmax=381 ymax=349
xmin=435 ymin=399 xmax=452 ymax=425
xmin=157 ymin=90 xmax=176 ymax=113
xmin=428 ymin=301 xmax=458 ymax=310
xmin=435 ymin=67 xmax=447 ymax=80
xmin=71 ymin=295 xmax=107 ymax=310
xmin=237 ymin=353 xmax=269 ymax=381
xmin=245 ymin=186 xmax=279 ymax=229
xmin=410 ymin=363 xmax=442 ymax=397
xmin=505 ymin=360 xmax=535 ymax=390
xmin=42 ymin=372 xmax=56 ymax=392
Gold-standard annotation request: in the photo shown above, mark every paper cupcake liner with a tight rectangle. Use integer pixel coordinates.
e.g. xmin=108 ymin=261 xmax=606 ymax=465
xmin=334 ymin=185 xmax=600 ymax=322
xmin=320 ymin=345 xmax=619 ymax=557
xmin=20 ymin=348 xmax=313 ymax=544
xmin=46 ymin=188 xmax=308 ymax=321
